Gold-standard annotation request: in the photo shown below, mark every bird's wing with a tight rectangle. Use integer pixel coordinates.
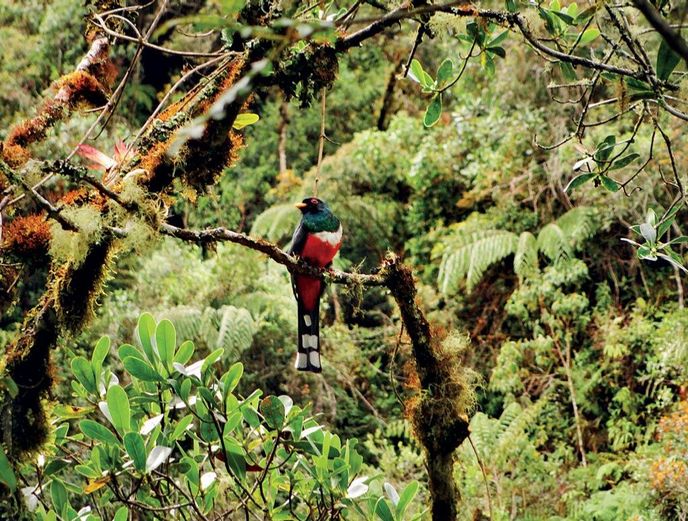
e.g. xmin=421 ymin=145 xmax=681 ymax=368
xmin=289 ymin=220 xmax=308 ymax=299
xmin=288 ymin=220 xmax=308 ymax=256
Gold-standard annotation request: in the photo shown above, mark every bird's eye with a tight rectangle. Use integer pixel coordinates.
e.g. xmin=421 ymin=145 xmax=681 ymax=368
xmin=310 ymin=198 xmax=318 ymax=205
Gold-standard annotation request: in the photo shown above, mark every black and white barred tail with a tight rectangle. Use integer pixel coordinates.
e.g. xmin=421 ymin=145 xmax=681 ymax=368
xmin=295 ymin=300 xmax=321 ymax=372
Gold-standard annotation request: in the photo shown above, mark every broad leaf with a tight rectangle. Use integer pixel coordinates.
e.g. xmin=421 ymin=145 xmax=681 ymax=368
xmin=657 ymin=38 xmax=680 ymax=81
xmin=106 ymin=384 xmax=131 ymax=434
xmin=423 ymin=95 xmax=442 ymax=127
xmin=124 ymin=432 xmax=147 ymax=472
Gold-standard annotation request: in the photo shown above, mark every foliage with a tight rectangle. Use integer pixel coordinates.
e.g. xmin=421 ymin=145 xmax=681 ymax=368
xmin=10 ymin=314 xmax=422 ymax=520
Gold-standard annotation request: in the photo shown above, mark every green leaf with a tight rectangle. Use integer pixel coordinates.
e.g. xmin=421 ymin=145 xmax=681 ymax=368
xmin=575 ymin=5 xmax=597 ymax=22
xmin=223 ymin=362 xmax=244 ymax=399
xmin=118 ymin=343 xmax=145 ymax=362
xmin=171 ymin=415 xmax=194 ymax=441
xmin=0 ymin=447 xmax=16 ymax=492
xmin=436 ymin=59 xmax=454 ymax=86
xmin=488 ymin=30 xmax=509 ymax=47
xmin=657 ymin=38 xmax=681 ymax=81
xmin=260 ymin=396 xmax=286 ymax=429
xmin=657 ymin=217 xmax=676 ymax=239
xmin=50 ymin=480 xmax=68 ymax=513
xmin=599 ymin=175 xmax=621 ymax=192
xmin=80 ymin=419 xmax=120 ymax=446
xmin=506 ymin=0 xmax=518 ymax=12
xmin=374 ymin=498 xmax=395 ymax=521
xmin=233 ymin=113 xmax=260 ymax=130
xmin=579 ymin=28 xmax=600 ymax=45
xmin=559 ymin=61 xmax=577 ymax=81
xmin=91 ymin=336 xmax=110 ymax=387
xmin=223 ymin=411 xmax=242 ymax=437
xmin=114 ymin=506 xmax=129 ymax=521
xmin=174 ymin=340 xmax=195 ymax=365
xmin=408 ymin=59 xmax=425 ymax=85
xmin=637 ymin=244 xmax=657 ymax=260
xmin=565 ymin=172 xmax=596 ymax=192
xmin=156 ymin=319 xmax=176 ymax=371
xmin=123 ymin=357 xmax=164 ymax=382
xmin=137 ymin=313 xmax=158 ymax=363
xmin=107 ymin=384 xmax=131 ymax=434
xmin=669 ymin=235 xmax=688 ymax=245
xmin=71 ymin=356 xmax=96 ymax=395
xmin=219 ymin=0 xmax=246 ymax=15
xmin=201 ymin=348 xmax=225 ymax=376
xmin=610 ymin=153 xmax=640 ymax=170
xmin=626 ymin=77 xmax=652 ymax=92
xmin=487 ymin=46 xmax=506 ymax=58
xmin=396 ymin=481 xmax=419 ymax=518
xmin=423 ymin=95 xmax=442 ymax=127
xmin=552 ymin=10 xmax=574 ymax=25
xmin=124 ymin=433 xmax=147 ymax=472
xmin=44 ymin=458 xmax=71 ymax=476
xmin=594 ymin=135 xmax=616 ymax=162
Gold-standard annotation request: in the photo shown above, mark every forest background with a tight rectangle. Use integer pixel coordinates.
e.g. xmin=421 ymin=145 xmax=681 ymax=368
xmin=0 ymin=0 xmax=688 ymax=520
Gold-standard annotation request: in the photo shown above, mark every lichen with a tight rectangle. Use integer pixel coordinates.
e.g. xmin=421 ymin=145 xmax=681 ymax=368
xmin=49 ymin=206 xmax=103 ymax=266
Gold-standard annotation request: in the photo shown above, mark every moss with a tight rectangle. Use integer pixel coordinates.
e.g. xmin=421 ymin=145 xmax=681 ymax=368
xmin=275 ymin=45 xmax=339 ymax=107
xmin=3 ymin=302 xmax=59 ymax=456
xmin=3 ymin=214 xmax=51 ymax=258
xmin=52 ymin=236 xmax=115 ymax=333
xmin=406 ymin=329 xmax=478 ymax=455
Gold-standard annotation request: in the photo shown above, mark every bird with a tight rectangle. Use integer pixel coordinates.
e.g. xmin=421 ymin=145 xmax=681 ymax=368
xmin=288 ymin=197 xmax=342 ymax=372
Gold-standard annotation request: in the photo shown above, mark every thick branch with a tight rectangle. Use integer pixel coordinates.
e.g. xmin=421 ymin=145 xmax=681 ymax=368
xmin=634 ymin=0 xmax=688 ymax=66
xmin=160 ymin=224 xmax=386 ymax=286
xmin=338 ymin=2 xmax=678 ymax=90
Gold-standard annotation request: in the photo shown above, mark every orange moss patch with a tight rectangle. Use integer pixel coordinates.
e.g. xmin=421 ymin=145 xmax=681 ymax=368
xmin=59 ymin=188 xmax=90 ymax=206
xmin=3 ymin=71 xmax=108 ymax=167
xmin=3 ymin=214 xmax=51 ymax=256
xmin=139 ymin=141 xmax=170 ymax=179
xmin=55 ymin=71 xmax=108 ymax=108
xmin=1 ymin=143 xmax=31 ymax=167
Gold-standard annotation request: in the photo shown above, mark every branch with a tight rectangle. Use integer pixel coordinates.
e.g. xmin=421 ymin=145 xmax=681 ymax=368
xmin=633 ymin=0 xmax=688 ymax=66
xmin=337 ymin=2 xmax=679 ymax=90
xmin=159 ymin=223 xmax=386 ymax=286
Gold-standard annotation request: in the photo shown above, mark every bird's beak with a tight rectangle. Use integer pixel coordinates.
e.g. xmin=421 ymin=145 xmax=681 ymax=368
xmin=295 ymin=202 xmax=307 ymax=209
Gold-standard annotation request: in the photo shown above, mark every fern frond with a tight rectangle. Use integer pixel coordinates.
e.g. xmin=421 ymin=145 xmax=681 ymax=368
xmin=165 ymin=305 xmax=256 ymax=359
xmin=537 ymin=223 xmax=571 ymax=262
xmin=201 ymin=305 xmax=257 ymax=359
xmin=250 ymin=203 xmax=298 ymax=243
xmin=556 ymin=206 xmax=598 ymax=250
xmin=164 ymin=305 xmax=203 ymax=342
xmin=438 ymin=230 xmax=518 ymax=294
xmin=514 ymin=231 xmax=538 ymax=282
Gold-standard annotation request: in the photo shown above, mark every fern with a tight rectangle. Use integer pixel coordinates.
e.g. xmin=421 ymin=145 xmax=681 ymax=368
xmin=165 ymin=305 xmax=257 ymax=359
xmin=514 ymin=231 xmax=538 ymax=281
xmin=202 ymin=305 xmax=256 ymax=357
xmin=556 ymin=206 xmax=598 ymax=250
xmin=438 ymin=230 xmax=518 ymax=293
xmin=251 ymin=203 xmax=298 ymax=243
xmin=438 ymin=207 xmax=601 ymax=294
xmin=537 ymin=222 xmax=571 ymax=262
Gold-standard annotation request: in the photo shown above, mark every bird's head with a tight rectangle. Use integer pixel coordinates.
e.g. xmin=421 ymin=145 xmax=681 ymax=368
xmin=295 ymin=197 xmax=328 ymax=215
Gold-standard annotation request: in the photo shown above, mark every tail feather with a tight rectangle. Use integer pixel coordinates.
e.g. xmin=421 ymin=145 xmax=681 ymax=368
xmin=295 ymin=300 xmax=321 ymax=372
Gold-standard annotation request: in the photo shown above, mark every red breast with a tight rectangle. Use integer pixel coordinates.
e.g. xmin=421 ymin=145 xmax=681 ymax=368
xmin=300 ymin=233 xmax=341 ymax=268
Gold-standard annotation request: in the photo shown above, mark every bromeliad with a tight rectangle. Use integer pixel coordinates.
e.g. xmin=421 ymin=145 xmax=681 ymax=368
xmin=289 ymin=197 xmax=342 ymax=372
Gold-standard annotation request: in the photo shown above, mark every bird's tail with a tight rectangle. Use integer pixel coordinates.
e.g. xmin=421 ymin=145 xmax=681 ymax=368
xmin=295 ymin=299 xmax=321 ymax=372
